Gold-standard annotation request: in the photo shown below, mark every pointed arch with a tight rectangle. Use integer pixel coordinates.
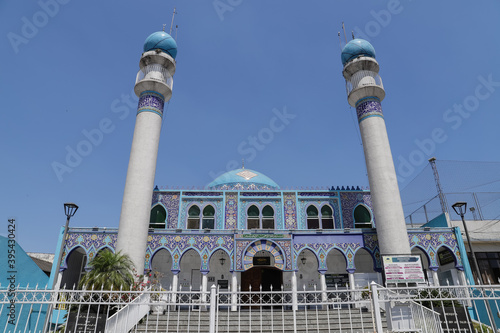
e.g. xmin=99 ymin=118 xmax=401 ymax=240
xmin=353 ymin=204 xmax=373 ymax=228
xmin=150 ymin=203 xmax=167 ymax=229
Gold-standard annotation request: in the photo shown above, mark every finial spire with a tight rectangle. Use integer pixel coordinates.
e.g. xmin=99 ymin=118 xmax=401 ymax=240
xmin=162 ymin=24 xmax=166 ymax=32
xmin=242 ymin=159 xmax=245 ymax=169
xmin=170 ymin=7 xmax=178 ymax=35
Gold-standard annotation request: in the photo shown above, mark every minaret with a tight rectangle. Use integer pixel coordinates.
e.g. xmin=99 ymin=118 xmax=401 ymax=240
xmin=341 ymin=39 xmax=410 ymax=255
xmin=116 ymin=31 xmax=177 ymax=273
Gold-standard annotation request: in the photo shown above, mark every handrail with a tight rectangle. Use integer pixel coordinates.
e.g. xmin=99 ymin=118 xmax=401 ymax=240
xmin=105 ymin=292 xmax=150 ymax=333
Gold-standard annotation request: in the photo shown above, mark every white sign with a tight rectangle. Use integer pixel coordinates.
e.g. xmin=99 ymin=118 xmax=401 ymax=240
xmin=383 ymin=255 xmax=425 ymax=284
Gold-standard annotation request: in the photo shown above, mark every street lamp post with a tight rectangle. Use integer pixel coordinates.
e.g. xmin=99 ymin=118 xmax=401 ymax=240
xmin=44 ymin=203 xmax=78 ymax=332
xmin=452 ymin=201 xmax=497 ymax=332
xmin=52 ymin=203 xmax=79 ymax=289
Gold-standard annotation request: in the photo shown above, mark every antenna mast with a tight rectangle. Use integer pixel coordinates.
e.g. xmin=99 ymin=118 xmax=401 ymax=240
xmin=337 ymin=32 xmax=343 ymax=51
xmin=170 ymin=7 xmax=178 ymax=35
xmin=428 ymin=157 xmax=448 ymax=215
xmin=342 ymin=22 xmax=348 ymax=44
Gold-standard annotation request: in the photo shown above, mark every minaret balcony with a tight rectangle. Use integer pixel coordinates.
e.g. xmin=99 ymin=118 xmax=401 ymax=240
xmin=135 ymin=64 xmax=173 ymax=98
xmin=346 ymin=70 xmax=385 ymax=106
xmin=136 ymin=64 xmax=173 ymax=89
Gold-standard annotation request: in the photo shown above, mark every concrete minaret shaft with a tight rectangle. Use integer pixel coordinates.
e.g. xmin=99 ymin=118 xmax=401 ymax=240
xmin=342 ymin=40 xmax=410 ymax=255
xmin=116 ymin=32 xmax=177 ymax=273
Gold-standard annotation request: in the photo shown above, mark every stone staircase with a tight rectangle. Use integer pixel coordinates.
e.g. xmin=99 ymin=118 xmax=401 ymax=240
xmin=133 ymin=307 xmax=387 ymax=332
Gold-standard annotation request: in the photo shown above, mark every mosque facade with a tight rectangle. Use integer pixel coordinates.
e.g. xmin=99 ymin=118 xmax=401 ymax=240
xmin=53 ymin=31 xmax=473 ymax=294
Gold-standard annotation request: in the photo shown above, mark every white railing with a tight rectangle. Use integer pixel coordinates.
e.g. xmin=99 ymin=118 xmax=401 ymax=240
xmin=2 ymin=283 xmax=500 ymax=332
xmin=346 ymin=70 xmax=383 ymax=96
xmin=136 ymin=64 xmax=173 ymax=89
xmin=105 ymin=291 xmax=150 ymax=333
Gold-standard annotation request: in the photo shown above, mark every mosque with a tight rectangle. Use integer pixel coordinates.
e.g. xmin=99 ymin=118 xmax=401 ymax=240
xmin=51 ymin=30 xmax=473 ymax=296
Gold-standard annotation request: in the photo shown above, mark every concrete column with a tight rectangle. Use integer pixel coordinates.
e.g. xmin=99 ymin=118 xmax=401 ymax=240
xmin=170 ymin=272 xmax=179 ymax=310
xmin=457 ymin=268 xmax=468 ymax=286
xmin=357 ymin=112 xmax=410 ymax=255
xmin=201 ymin=272 xmax=208 ymax=310
xmin=348 ymin=271 xmax=355 ymax=290
xmin=319 ymin=272 xmax=327 ymax=302
xmin=291 ymin=271 xmax=298 ymax=311
xmin=231 ymin=271 xmax=238 ymax=311
xmin=116 ymin=109 xmax=163 ymax=274
xmin=429 ymin=267 xmax=439 ymax=286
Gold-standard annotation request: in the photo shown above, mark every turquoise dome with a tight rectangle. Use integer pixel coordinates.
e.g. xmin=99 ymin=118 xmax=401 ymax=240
xmin=143 ymin=31 xmax=178 ymax=59
xmin=207 ymin=169 xmax=280 ymax=190
xmin=341 ymin=39 xmax=375 ymax=65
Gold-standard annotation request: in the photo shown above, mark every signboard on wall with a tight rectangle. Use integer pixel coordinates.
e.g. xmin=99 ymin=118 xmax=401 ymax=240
xmin=253 ymin=257 xmax=271 ymax=266
xmin=438 ymin=250 xmax=455 ymax=266
xmin=325 ymin=274 xmax=349 ymax=287
xmin=383 ymin=256 xmax=425 ymax=284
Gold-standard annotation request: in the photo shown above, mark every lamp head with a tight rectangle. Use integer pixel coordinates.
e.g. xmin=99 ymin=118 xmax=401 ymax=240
xmin=64 ymin=203 xmax=79 ymax=218
xmin=452 ymin=202 xmax=467 ymax=217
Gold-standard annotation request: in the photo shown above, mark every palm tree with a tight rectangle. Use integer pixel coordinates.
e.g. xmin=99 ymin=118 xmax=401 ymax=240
xmin=79 ymin=250 xmax=135 ymax=290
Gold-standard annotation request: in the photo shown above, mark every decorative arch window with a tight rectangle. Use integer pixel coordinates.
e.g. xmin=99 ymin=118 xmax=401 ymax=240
xmin=187 ymin=205 xmax=201 ymax=229
xmin=247 ymin=205 xmax=260 ymax=229
xmin=307 ymin=204 xmax=335 ymax=229
xmin=187 ymin=205 xmax=216 ymax=230
xmin=247 ymin=205 xmax=275 ymax=229
xmin=202 ymin=205 xmax=215 ymax=229
xmin=262 ymin=205 xmax=275 ymax=229
xmin=354 ymin=205 xmax=373 ymax=228
xmin=149 ymin=205 xmax=167 ymax=229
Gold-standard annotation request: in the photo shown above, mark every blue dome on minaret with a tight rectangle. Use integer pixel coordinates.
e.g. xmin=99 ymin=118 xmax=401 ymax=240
xmin=143 ymin=31 xmax=178 ymax=59
xmin=341 ymin=39 xmax=376 ymax=65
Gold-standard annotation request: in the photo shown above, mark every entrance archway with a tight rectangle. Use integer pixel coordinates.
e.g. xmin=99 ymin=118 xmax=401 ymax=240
xmin=241 ymin=267 xmax=283 ymax=292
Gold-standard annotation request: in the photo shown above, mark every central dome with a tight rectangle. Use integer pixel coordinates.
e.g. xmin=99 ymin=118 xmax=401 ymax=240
xmin=207 ymin=168 xmax=280 ymax=190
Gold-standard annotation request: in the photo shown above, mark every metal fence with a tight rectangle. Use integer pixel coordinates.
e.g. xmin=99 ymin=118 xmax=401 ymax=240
xmin=405 ymin=192 xmax=500 ymax=226
xmin=2 ymin=283 xmax=500 ymax=333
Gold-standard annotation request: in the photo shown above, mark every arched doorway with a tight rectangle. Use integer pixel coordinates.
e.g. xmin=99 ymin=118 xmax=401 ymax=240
xmin=353 ymin=248 xmax=379 ymax=287
xmin=436 ymin=246 xmax=459 ymax=286
xmin=150 ymin=249 xmax=174 ymax=289
xmin=411 ymin=247 xmax=432 ymax=285
xmin=61 ymin=247 xmax=87 ymax=289
xmin=179 ymin=249 xmax=202 ymax=290
xmin=297 ymin=249 xmax=318 ymax=290
xmin=241 ymin=250 xmax=283 ymax=292
xmin=325 ymin=249 xmax=348 ymax=289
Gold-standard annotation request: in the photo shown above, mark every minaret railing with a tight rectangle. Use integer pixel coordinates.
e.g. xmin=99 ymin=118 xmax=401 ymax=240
xmin=346 ymin=70 xmax=383 ymax=95
xmin=136 ymin=64 xmax=174 ymax=89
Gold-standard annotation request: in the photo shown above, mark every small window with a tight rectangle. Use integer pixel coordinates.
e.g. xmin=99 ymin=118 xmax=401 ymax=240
xmin=354 ymin=205 xmax=372 ymax=228
xmin=202 ymin=206 xmax=215 ymax=229
xmin=307 ymin=205 xmax=320 ymax=229
xmin=149 ymin=205 xmax=167 ymax=229
xmin=262 ymin=205 xmax=275 ymax=229
xmin=188 ymin=205 xmax=201 ymax=229
xmin=247 ymin=205 xmax=259 ymax=229
xmin=321 ymin=205 xmax=334 ymax=229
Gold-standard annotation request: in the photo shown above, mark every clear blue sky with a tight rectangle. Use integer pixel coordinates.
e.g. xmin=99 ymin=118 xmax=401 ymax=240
xmin=1 ymin=1 xmax=499 ymax=253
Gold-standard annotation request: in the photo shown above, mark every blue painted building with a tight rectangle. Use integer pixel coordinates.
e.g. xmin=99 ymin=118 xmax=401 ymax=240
xmin=0 ymin=236 xmax=49 ymax=332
